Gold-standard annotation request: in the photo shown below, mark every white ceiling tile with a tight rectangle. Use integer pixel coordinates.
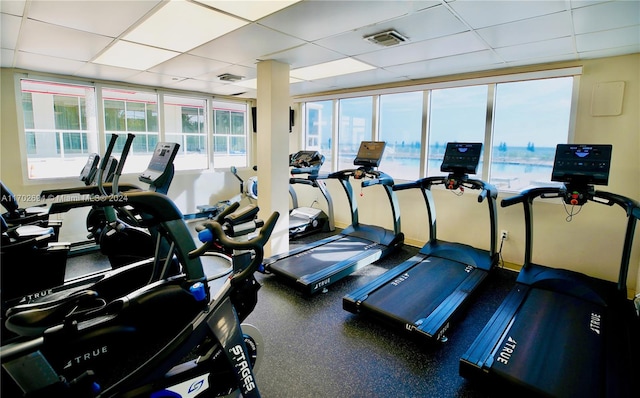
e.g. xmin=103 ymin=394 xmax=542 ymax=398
xmin=149 ymin=54 xmax=231 ymax=79
xmin=15 ymin=51 xmax=86 ymax=75
xmin=577 ymin=44 xmax=640 ymax=60
xmin=20 ymin=19 xmax=114 ymax=61
xmin=123 ymin=71 xmax=187 ymax=88
xmin=315 ymin=5 xmax=469 ymax=56
xmin=74 ymin=63 xmax=141 ymax=82
xmin=258 ymin=0 xmax=416 ymax=41
xmin=576 ymin=26 xmax=640 ymax=53
xmin=357 ymin=31 xmax=488 ymax=68
xmin=448 ymin=0 xmax=567 ymax=28
xmin=197 ymin=64 xmax=257 ymax=84
xmin=310 ymin=68 xmax=407 ymax=89
xmin=385 ymin=50 xmax=504 ymax=79
xmin=189 ymin=23 xmax=305 ymax=64
xmin=265 ymin=43 xmax=346 ymax=69
xmin=494 ymin=36 xmax=576 ymax=62
xmin=477 ymin=11 xmax=573 ymax=48
xmin=290 ymin=80 xmax=335 ymax=96
xmin=1 ymin=13 xmax=22 ymax=50
xmin=572 ymin=0 xmax=640 ymax=34
xmin=1 ymin=48 xmax=15 ymax=67
xmin=27 ymin=0 xmax=161 ymax=37
xmin=0 ymin=0 xmax=25 ymax=16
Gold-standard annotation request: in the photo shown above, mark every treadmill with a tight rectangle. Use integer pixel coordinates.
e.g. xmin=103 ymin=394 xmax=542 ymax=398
xmin=262 ymin=141 xmax=404 ymax=296
xmin=460 ymin=144 xmax=640 ymax=397
xmin=288 ymin=150 xmax=335 ymax=239
xmin=344 ymin=142 xmax=499 ymax=343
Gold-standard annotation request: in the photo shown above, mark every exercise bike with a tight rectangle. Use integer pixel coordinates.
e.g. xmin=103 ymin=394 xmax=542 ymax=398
xmin=1 ymin=190 xmax=278 ymax=397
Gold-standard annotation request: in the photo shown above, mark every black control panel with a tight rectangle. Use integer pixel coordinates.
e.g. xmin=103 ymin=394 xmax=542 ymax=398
xmin=440 ymin=142 xmax=482 ymax=174
xmin=354 ymin=141 xmax=386 ymax=168
xmin=139 ymin=142 xmax=180 ymax=188
xmin=551 ymin=144 xmax=612 ymax=186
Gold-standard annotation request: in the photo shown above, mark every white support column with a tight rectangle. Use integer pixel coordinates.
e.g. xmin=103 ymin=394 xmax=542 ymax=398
xmin=256 ymin=60 xmax=290 ymax=257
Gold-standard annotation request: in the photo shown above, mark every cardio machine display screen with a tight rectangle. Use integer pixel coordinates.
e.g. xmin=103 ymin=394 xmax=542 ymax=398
xmin=551 ymin=144 xmax=612 ymax=186
xmin=354 ymin=141 xmax=386 ymax=167
xmin=440 ymin=142 xmax=482 ymax=174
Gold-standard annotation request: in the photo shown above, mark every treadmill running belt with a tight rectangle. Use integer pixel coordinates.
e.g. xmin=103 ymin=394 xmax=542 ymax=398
xmin=271 ymin=236 xmax=378 ymax=278
xmin=492 ymin=288 xmax=604 ymax=397
xmin=361 ymin=257 xmax=470 ymax=322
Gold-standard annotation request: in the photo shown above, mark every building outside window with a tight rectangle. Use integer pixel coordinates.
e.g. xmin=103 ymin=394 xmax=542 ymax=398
xmin=304 ymin=100 xmax=333 ymax=172
xmin=338 ymin=96 xmax=372 ymax=170
xmin=20 ymin=79 xmax=98 ymax=179
xmin=103 ymin=88 xmax=159 ymax=174
xmin=164 ymin=95 xmax=208 ymax=171
xmin=379 ymin=91 xmax=424 ymax=180
xmin=212 ymin=100 xmax=248 ymax=169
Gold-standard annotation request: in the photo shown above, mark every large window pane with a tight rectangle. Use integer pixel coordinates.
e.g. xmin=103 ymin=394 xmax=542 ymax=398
xmin=164 ymin=95 xmax=208 ymax=171
xmin=21 ymin=79 xmax=98 ymax=179
xmin=102 ymin=88 xmax=159 ymax=174
xmin=212 ymin=101 xmax=247 ymax=168
xmin=304 ymin=101 xmax=333 ymax=172
xmin=428 ymin=85 xmax=488 ymax=177
xmin=338 ymin=96 xmax=372 ymax=170
xmin=491 ymin=77 xmax=573 ymax=191
xmin=379 ymin=91 xmax=423 ymax=180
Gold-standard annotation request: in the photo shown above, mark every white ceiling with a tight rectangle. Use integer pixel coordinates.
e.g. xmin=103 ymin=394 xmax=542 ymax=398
xmin=1 ymin=0 xmax=639 ymax=99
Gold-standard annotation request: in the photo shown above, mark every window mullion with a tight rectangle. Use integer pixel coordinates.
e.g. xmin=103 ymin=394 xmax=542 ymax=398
xmin=482 ymin=84 xmax=496 ymax=182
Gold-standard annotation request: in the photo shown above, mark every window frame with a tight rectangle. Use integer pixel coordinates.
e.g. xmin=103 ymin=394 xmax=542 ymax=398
xmin=299 ymin=67 xmax=581 ymax=192
xmin=14 ymin=74 xmax=252 ymax=183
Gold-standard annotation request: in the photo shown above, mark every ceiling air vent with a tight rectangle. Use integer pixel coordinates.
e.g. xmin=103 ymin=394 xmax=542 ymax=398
xmin=364 ymin=30 xmax=408 ymax=47
xmin=218 ymin=73 xmax=244 ymax=82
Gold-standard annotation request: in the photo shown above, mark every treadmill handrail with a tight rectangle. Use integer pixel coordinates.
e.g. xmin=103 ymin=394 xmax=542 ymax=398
xmin=501 ymin=185 xmax=639 ymax=291
xmin=393 ymin=175 xmax=498 ymax=256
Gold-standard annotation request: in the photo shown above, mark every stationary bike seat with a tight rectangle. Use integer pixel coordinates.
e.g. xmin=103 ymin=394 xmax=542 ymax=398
xmin=5 ymin=290 xmax=104 ymax=337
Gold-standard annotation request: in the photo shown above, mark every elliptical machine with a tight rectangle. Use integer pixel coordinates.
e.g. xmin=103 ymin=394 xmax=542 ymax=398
xmin=1 ymin=190 xmax=278 ymax=398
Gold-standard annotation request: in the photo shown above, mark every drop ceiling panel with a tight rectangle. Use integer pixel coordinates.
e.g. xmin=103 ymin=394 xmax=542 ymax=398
xmin=0 ymin=0 xmax=25 ymax=16
xmin=123 ymin=71 xmax=187 ymax=87
xmin=494 ymin=36 xmax=575 ymax=62
xmin=385 ymin=50 xmax=504 ymax=79
xmin=189 ymin=23 xmax=306 ymax=65
xmin=26 ymin=0 xmax=161 ymax=37
xmin=20 ymin=19 xmax=113 ymax=62
xmin=477 ymin=11 xmax=573 ymax=48
xmin=309 ymin=67 xmax=408 ymax=89
xmin=572 ymin=1 xmax=640 ymax=34
xmin=314 ymin=5 xmax=469 ymax=57
xmin=1 ymin=13 xmax=21 ymax=50
xmin=74 ymin=63 xmax=141 ymax=82
xmin=258 ymin=0 xmax=416 ymax=42
xmin=448 ymin=0 xmax=568 ymax=28
xmin=576 ymin=26 xmax=640 ymax=53
xmin=1 ymin=48 xmax=15 ymax=67
xmin=149 ymin=54 xmax=231 ymax=79
xmin=266 ymin=43 xmax=346 ymax=70
xmin=357 ymin=31 xmax=488 ymax=68
xmin=15 ymin=51 xmax=85 ymax=75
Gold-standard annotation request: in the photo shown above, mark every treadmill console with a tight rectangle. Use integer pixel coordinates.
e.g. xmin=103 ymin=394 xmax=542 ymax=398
xmin=290 ymin=151 xmax=324 ymax=169
xmin=440 ymin=142 xmax=482 ymax=175
xmin=79 ymin=153 xmax=100 ymax=186
xmin=354 ymin=141 xmax=386 ymax=168
xmin=139 ymin=142 xmax=180 ymax=189
xmin=552 ymin=144 xmax=612 ymax=205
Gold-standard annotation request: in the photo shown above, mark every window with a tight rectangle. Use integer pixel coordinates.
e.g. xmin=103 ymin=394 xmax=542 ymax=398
xmin=212 ymin=101 xmax=248 ymax=169
xmin=20 ymin=79 xmax=98 ymax=179
xmin=379 ymin=91 xmax=424 ymax=180
xmin=103 ymin=88 xmax=159 ymax=174
xmin=301 ymin=71 xmax=576 ymax=191
xmin=490 ymin=77 xmax=573 ymax=191
xmin=338 ymin=96 xmax=372 ymax=170
xmin=428 ymin=85 xmax=488 ymax=177
xmin=164 ymin=95 xmax=208 ymax=171
xmin=304 ymin=100 xmax=333 ymax=172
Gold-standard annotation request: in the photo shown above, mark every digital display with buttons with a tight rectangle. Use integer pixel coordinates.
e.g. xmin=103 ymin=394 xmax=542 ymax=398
xmin=440 ymin=142 xmax=482 ymax=174
xmin=551 ymin=144 xmax=612 ymax=186
xmin=354 ymin=141 xmax=386 ymax=168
